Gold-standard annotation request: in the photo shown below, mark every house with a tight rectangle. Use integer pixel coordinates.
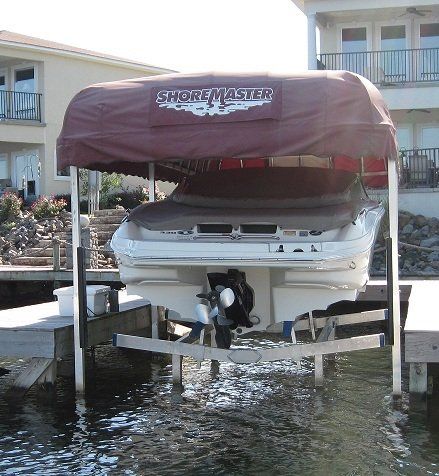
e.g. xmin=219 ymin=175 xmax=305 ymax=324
xmin=291 ymin=0 xmax=439 ymax=217
xmin=0 ymin=31 xmax=173 ymax=201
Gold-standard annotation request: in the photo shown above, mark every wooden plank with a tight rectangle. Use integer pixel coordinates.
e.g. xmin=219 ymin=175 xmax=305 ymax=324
xmin=5 ymin=358 xmax=54 ymax=399
xmin=359 ymin=281 xmax=412 ymax=302
xmin=405 ymin=332 xmax=439 ymax=363
xmin=0 ymin=330 xmax=55 ymax=358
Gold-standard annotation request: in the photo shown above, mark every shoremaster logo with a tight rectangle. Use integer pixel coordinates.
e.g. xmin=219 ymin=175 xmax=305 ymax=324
xmin=155 ymin=87 xmax=274 ymax=117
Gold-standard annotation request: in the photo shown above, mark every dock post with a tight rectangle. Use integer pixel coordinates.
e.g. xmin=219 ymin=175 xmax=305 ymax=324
xmin=70 ymin=166 xmax=86 ymax=394
xmin=314 ymin=355 xmax=324 ymax=386
xmin=52 ymin=239 xmax=61 ymax=272
xmin=172 ymin=354 xmax=183 ymax=386
xmin=409 ymin=363 xmax=428 ymax=395
xmin=151 ymin=306 xmax=159 ymax=339
xmin=388 ymin=156 xmax=402 ymax=397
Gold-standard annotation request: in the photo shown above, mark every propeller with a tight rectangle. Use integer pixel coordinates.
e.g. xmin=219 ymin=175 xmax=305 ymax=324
xmin=399 ymin=7 xmax=431 ymax=17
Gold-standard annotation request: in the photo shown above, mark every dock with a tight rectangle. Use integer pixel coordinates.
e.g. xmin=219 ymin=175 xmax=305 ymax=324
xmin=0 ymin=291 xmax=150 ymax=397
xmin=0 ymin=265 xmax=120 ymax=283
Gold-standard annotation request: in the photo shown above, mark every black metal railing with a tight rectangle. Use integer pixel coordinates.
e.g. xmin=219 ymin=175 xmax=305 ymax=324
xmin=0 ymin=90 xmax=42 ymax=122
xmin=319 ymin=48 xmax=439 ymax=85
xmin=400 ymin=148 xmax=439 ymax=188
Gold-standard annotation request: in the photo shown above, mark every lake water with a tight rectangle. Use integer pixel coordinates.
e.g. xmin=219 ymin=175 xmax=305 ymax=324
xmin=1 ymin=330 xmax=439 ymax=475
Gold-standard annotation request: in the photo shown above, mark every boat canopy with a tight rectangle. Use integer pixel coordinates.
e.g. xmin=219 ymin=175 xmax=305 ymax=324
xmin=57 ymin=70 xmax=398 ymax=183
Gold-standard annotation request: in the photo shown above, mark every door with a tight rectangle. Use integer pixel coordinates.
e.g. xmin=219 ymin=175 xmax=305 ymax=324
xmin=379 ymin=24 xmax=408 ymax=83
xmin=12 ymin=150 xmax=40 ymax=199
xmin=13 ymin=67 xmax=36 ymax=119
xmin=419 ymin=23 xmax=439 ymax=81
xmin=341 ymin=27 xmax=369 ymax=77
xmin=0 ymin=69 xmax=7 ymax=119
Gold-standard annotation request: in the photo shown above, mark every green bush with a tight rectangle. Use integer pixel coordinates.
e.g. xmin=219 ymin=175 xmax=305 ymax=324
xmin=31 ymin=195 xmax=67 ymax=219
xmin=0 ymin=192 xmax=23 ymax=223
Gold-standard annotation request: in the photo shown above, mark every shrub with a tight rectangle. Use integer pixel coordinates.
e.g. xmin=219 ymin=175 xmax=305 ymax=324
xmin=0 ymin=192 xmax=23 ymax=223
xmin=31 ymin=195 xmax=67 ymax=219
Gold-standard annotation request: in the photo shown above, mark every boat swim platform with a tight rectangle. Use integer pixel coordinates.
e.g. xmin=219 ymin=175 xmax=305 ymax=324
xmin=0 ymin=265 xmax=120 ymax=283
xmin=0 ymin=291 xmax=150 ymax=398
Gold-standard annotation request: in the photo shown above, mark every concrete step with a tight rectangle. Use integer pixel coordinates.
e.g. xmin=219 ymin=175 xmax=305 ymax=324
xmin=92 ymin=224 xmax=121 ymax=232
xmin=89 ymin=215 xmax=126 ymax=225
xmin=11 ymin=256 xmax=67 ymax=266
xmin=38 ymin=239 xmax=68 ymax=247
xmin=92 ymin=209 xmax=127 ymax=217
xmin=26 ymin=248 xmax=67 ymax=258
xmin=96 ymin=231 xmax=116 ymax=241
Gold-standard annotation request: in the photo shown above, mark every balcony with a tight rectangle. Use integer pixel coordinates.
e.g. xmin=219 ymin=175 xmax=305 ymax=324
xmin=319 ymin=48 xmax=439 ymax=86
xmin=0 ymin=90 xmax=42 ymax=122
xmin=400 ymin=148 xmax=439 ymax=188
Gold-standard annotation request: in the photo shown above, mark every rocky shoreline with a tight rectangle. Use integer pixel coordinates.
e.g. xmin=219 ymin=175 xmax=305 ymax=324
xmin=371 ymin=211 xmax=439 ymax=276
xmin=1 ymin=208 xmax=439 ymax=276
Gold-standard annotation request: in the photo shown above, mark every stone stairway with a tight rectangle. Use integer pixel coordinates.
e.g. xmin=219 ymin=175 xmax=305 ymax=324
xmin=9 ymin=209 xmax=126 ymax=268
xmin=89 ymin=208 xmax=127 ymax=248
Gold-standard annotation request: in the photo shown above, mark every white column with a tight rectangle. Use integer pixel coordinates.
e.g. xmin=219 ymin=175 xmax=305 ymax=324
xmin=149 ymin=162 xmax=156 ymax=203
xmin=307 ymin=13 xmax=318 ymax=70
xmin=70 ymin=166 xmax=86 ymax=393
xmin=388 ymin=157 xmax=401 ymax=396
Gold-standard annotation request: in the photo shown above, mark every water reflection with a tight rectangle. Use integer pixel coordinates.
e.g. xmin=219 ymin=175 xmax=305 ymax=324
xmin=0 ymin=338 xmax=439 ymax=475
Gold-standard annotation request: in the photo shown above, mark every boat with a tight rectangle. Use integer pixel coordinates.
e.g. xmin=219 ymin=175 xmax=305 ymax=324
xmin=57 ymin=70 xmax=397 ymax=340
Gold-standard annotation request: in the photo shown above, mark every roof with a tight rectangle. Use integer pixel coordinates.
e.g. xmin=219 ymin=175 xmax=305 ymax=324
xmin=57 ymin=70 xmax=398 ymax=183
xmin=0 ymin=30 xmax=174 ymax=74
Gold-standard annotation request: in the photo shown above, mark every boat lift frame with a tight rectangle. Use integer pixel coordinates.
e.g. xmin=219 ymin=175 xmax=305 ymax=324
xmin=69 ymin=157 xmax=402 ymax=396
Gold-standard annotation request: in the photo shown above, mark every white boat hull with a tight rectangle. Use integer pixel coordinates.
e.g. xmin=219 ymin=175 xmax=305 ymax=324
xmin=112 ymin=205 xmax=384 ymax=334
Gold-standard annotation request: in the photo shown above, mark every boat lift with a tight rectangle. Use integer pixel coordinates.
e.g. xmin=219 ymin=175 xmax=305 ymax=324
xmin=58 ymin=71 xmax=402 ymax=396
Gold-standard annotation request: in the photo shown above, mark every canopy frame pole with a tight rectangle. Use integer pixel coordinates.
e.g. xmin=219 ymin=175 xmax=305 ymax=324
xmin=149 ymin=163 xmax=156 ymax=203
xmin=70 ymin=166 xmax=86 ymax=393
xmin=387 ymin=156 xmax=401 ymax=396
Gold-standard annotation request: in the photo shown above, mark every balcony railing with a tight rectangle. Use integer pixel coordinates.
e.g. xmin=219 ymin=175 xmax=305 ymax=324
xmin=400 ymin=148 xmax=439 ymax=188
xmin=0 ymin=90 xmax=42 ymax=122
xmin=319 ymin=48 xmax=439 ymax=85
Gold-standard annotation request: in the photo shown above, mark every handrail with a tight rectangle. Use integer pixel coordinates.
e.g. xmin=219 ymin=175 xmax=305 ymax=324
xmin=319 ymin=48 xmax=439 ymax=85
xmin=0 ymin=90 xmax=42 ymax=122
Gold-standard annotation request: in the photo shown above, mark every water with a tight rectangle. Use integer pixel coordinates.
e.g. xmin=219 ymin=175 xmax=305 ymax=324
xmin=1 ymin=335 xmax=439 ymax=475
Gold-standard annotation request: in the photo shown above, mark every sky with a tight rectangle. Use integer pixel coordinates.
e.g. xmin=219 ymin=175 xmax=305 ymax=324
xmin=2 ymin=0 xmax=307 ymax=73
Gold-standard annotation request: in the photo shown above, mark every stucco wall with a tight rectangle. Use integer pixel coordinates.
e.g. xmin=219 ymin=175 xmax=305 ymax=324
xmin=0 ymin=43 xmax=164 ymax=197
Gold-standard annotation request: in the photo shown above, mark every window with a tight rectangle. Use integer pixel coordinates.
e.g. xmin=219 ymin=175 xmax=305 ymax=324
xmin=14 ymin=68 xmax=35 ymax=93
xmin=380 ymin=25 xmax=407 ymax=81
xmin=342 ymin=28 xmax=367 ymax=53
xmin=0 ymin=155 xmax=8 ymax=180
xmin=420 ymin=23 xmax=439 ymax=80
xmin=341 ymin=27 xmax=368 ymax=75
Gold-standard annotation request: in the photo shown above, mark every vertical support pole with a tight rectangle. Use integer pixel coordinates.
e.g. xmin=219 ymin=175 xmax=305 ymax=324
xmin=70 ymin=166 xmax=85 ymax=394
xmin=151 ymin=305 xmax=159 ymax=339
xmin=52 ymin=239 xmax=60 ymax=272
xmin=172 ymin=354 xmax=183 ymax=386
xmin=149 ymin=163 xmax=156 ymax=203
xmin=388 ymin=157 xmax=402 ymax=396
xmin=307 ymin=13 xmax=318 ymax=70
xmin=409 ymin=363 xmax=427 ymax=394
xmin=87 ymin=170 xmax=100 ymax=215
xmin=315 ymin=355 xmax=324 ymax=386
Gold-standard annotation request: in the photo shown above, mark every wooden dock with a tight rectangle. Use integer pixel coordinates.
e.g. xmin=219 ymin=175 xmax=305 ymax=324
xmin=404 ymin=281 xmax=439 ymax=394
xmin=0 ymin=265 xmax=120 ymax=282
xmin=0 ymin=291 xmax=150 ymax=397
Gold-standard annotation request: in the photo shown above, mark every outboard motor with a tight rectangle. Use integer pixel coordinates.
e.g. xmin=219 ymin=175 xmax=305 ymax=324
xmin=207 ymin=269 xmax=255 ymax=329
xmin=188 ymin=269 xmax=255 ymax=349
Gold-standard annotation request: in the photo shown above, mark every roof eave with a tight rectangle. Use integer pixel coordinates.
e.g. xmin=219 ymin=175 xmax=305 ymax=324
xmin=0 ymin=39 xmax=176 ymax=75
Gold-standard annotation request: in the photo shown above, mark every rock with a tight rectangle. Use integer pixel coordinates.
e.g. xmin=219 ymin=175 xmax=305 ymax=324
xmin=401 ymin=224 xmax=414 ymax=235
xmin=415 ymin=215 xmax=428 ymax=227
xmin=399 ymin=213 xmax=412 ymax=228
xmin=420 ymin=225 xmax=430 ymax=236
xmin=428 ymin=251 xmax=439 ymax=262
xmin=420 ymin=236 xmax=439 ymax=248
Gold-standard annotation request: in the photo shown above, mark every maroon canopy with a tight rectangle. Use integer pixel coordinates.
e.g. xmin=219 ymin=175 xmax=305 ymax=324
xmin=57 ymin=70 xmax=397 ymax=182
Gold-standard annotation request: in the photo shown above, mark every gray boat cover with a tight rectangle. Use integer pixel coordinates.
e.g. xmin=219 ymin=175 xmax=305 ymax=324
xmin=128 ymin=168 xmax=375 ymax=231
xmin=57 ymin=71 xmax=397 ymax=182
